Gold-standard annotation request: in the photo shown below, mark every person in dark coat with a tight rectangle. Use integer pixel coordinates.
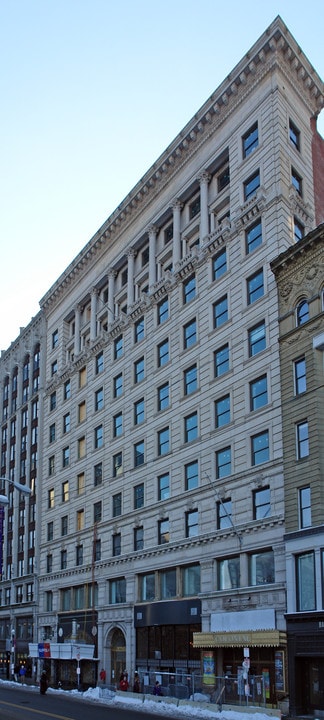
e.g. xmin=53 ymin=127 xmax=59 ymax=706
xmin=133 ymin=672 xmax=140 ymax=693
xmin=153 ymin=680 xmax=162 ymax=696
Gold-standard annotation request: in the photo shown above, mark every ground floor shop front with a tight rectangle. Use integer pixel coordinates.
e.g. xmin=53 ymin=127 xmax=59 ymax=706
xmin=287 ymin=613 xmax=324 ymax=716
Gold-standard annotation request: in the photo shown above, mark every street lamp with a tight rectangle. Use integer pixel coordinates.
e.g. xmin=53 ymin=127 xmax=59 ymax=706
xmin=0 ymin=478 xmax=31 ymax=679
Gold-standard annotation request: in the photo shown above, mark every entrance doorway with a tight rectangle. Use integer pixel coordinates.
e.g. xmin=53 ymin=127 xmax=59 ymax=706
xmin=110 ymin=628 xmax=126 ymax=685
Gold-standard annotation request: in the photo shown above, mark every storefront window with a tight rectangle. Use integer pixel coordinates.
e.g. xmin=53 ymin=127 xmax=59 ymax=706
xmin=249 ymin=550 xmax=274 ymax=585
xmin=219 ymin=557 xmax=240 ymax=589
xmin=161 ymin=569 xmax=176 ymax=599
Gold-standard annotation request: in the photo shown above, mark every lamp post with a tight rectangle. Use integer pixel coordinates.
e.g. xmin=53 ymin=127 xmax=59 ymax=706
xmin=0 ymin=478 xmax=31 ymax=679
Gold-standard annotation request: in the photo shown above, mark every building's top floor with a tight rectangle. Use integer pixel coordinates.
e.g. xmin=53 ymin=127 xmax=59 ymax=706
xmin=39 ymin=16 xmax=324 ymax=317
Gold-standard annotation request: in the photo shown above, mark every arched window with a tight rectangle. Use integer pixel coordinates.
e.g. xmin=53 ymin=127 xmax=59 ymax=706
xmin=296 ymin=299 xmax=309 ymax=326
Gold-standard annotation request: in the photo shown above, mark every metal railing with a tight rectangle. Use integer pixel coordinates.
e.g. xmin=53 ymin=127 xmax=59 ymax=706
xmin=126 ymin=671 xmax=267 ymax=707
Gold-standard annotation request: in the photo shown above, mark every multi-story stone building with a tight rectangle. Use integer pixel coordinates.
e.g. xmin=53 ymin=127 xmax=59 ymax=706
xmin=0 ymin=15 xmax=323 ymax=706
xmin=271 ymin=224 xmax=324 ymax=716
xmin=0 ymin=312 xmax=45 ymax=677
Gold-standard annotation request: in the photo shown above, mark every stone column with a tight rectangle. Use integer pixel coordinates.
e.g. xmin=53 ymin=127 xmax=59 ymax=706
xmin=148 ymin=226 xmax=158 ymax=287
xmin=198 ymin=171 xmax=210 ymax=242
xmin=172 ymin=200 xmax=182 ymax=267
xmin=127 ymin=249 xmax=136 ymax=307
xmin=108 ymin=270 xmax=115 ymax=325
xmin=90 ymin=288 xmax=99 ymax=342
xmin=74 ymin=305 xmax=81 ymax=356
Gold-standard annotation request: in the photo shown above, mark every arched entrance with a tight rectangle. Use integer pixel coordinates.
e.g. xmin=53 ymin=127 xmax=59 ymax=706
xmin=110 ymin=628 xmax=126 ymax=685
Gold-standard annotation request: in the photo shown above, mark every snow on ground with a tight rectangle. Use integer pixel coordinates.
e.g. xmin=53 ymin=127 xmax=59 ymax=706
xmin=0 ymin=678 xmax=277 ymax=720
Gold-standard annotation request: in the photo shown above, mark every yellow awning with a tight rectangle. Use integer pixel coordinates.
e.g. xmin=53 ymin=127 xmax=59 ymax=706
xmin=193 ymin=630 xmax=286 ymax=648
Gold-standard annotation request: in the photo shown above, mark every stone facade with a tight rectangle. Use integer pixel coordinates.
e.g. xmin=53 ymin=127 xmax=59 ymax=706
xmin=0 ymin=15 xmax=323 ymax=703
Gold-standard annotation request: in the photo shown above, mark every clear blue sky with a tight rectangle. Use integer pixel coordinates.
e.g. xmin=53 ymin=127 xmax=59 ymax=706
xmin=1 ymin=0 xmax=323 ymax=350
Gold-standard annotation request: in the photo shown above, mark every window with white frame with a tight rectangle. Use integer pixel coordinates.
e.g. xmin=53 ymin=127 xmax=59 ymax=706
xmin=299 ymin=486 xmax=311 ymax=528
xmin=296 ymin=551 xmax=315 ymax=611
xmin=296 ymin=420 xmax=309 ymax=459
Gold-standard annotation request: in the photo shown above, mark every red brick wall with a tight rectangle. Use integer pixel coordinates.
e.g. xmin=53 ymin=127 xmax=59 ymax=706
xmin=311 ymin=116 xmax=324 ymax=225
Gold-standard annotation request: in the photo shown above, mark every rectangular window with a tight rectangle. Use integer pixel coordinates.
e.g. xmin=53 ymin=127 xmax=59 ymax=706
xmin=134 ymin=317 xmax=145 ymax=343
xmin=134 ymin=483 xmax=144 ymax=509
xmin=113 ymin=452 xmax=123 ymax=477
xmin=249 ymin=550 xmax=274 ymax=585
xmin=243 ymin=122 xmax=258 ymax=158
xmin=113 ymin=373 xmax=123 ymax=398
xmin=213 ymin=248 xmax=227 ymax=280
xmin=217 ymin=498 xmax=232 ymax=529
xmin=184 ymin=412 xmax=198 ymax=443
xmin=158 ymin=518 xmax=170 ymax=544
xmin=77 ymin=509 xmax=84 ymax=531
xmin=296 ymin=551 xmax=315 ymax=611
xmin=48 ymin=488 xmax=54 ymax=508
xmin=219 ymin=557 xmax=240 ymax=589
xmin=214 ymin=343 xmax=229 ymax=377
xmin=215 ymin=394 xmax=230 ymax=428
xmin=112 ymin=492 xmax=122 ymax=517
xmin=61 ymin=588 xmax=71 ymax=611
xmin=94 ymin=425 xmax=103 ymax=449
xmin=47 ymin=554 xmax=53 ymax=573
xmin=51 ymin=360 xmax=58 ymax=376
xmin=294 ymin=358 xmax=306 ymax=395
xmin=161 ymin=568 xmax=176 ymax=598
xmin=52 ymin=329 xmax=59 ymax=349
xmin=45 ymin=591 xmax=53 ymax=612
xmin=77 ymin=436 xmax=86 ymax=459
xmin=114 ymin=335 xmax=123 ymax=359
xmin=158 ymin=472 xmax=170 ymax=501
xmin=185 ymin=460 xmax=198 ymax=490
xmin=246 ymin=219 xmax=262 ymax=254
xmin=61 ymin=549 xmax=67 ymax=570
xmin=251 ymin=430 xmax=269 ymax=465
xmin=157 ymin=297 xmax=169 ymax=324
xmin=158 ymin=339 xmax=169 ymax=366
xmin=218 ymin=164 xmax=230 ymax=192
xmin=79 ymin=367 xmax=86 ymax=388
xmin=63 ymin=413 xmax=70 ymax=434
xmin=62 ymin=480 xmax=69 ymax=502
xmin=158 ymin=426 xmax=169 ymax=455
xmin=250 ymin=374 xmax=268 ymax=410
xmin=94 ymin=501 xmax=102 ymax=523
xmin=140 ymin=573 xmax=155 ymax=601
xmin=291 ymin=167 xmax=302 ymax=195
xmin=96 ymin=351 xmax=104 ymax=374
xmin=213 ymin=295 xmax=228 ymax=328
xmin=186 ymin=509 xmax=199 ymax=537
xmin=76 ymin=545 xmax=83 ymax=566
xmin=189 ymin=196 xmax=200 ymax=219
xmin=61 ymin=515 xmax=68 ymax=536
xmin=134 ymin=526 xmax=144 ymax=551
xmin=78 ymin=400 xmax=86 ymax=423
xmin=289 ymin=119 xmax=300 ymax=150
xmin=50 ymin=392 xmax=56 ymax=411
xmin=47 ymin=522 xmax=53 ymax=542
xmin=134 ymin=357 xmax=145 ymax=383
xmin=184 ymin=364 xmax=197 ymax=395
xmin=182 ymin=565 xmax=200 ymax=596
xmin=113 ymin=412 xmax=123 ymax=437
xmin=77 ymin=472 xmax=85 ymax=495
xmin=183 ymin=319 xmax=196 ymax=349
xmin=49 ymin=423 xmax=55 ymax=443
xmin=64 ymin=379 xmax=71 ymax=399
xmin=247 ymin=268 xmax=264 ymax=304
xmin=157 ymin=383 xmax=169 ymax=410
xmin=94 ymin=538 xmax=101 ymax=561
xmin=248 ymin=320 xmax=266 ymax=356
xmin=95 ymin=387 xmax=104 ymax=411
xmin=216 ymin=447 xmax=231 ymax=478
xmin=296 ymin=420 xmax=309 ymax=459
xmin=299 ymin=486 xmax=311 ymax=529
xmin=183 ymin=275 xmax=196 ymax=304
xmin=62 ymin=446 xmax=70 ymax=467
xmin=253 ymin=486 xmax=271 ymax=520
xmin=109 ymin=577 xmax=126 ymax=603
xmin=294 ymin=217 xmax=304 ymax=242
xmin=134 ymin=398 xmax=144 ymax=425
xmin=244 ymin=170 xmax=260 ymax=200
xmin=134 ymin=440 xmax=144 ymax=467
xmin=94 ymin=463 xmax=102 ymax=486
xmin=112 ymin=533 xmax=121 ymax=557
xmin=48 ymin=456 xmax=55 ymax=477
